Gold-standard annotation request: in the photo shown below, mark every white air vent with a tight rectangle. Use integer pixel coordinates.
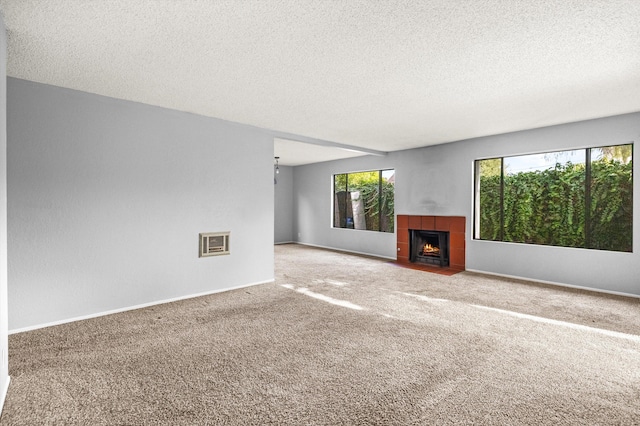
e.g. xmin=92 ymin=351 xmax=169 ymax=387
xmin=199 ymin=232 xmax=230 ymax=257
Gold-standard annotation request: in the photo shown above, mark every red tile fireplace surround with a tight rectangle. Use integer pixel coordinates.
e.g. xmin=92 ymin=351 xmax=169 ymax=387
xmin=396 ymin=215 xmax=466 ymax=271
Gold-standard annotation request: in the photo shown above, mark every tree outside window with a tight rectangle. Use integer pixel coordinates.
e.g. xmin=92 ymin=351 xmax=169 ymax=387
xmin=474 ymin=144 xmax=632 ymax=252
xmin=334 ymin=169 xmax=395 ymax=233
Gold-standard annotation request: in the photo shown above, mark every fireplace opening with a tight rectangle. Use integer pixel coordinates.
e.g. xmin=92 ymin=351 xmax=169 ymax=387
xmin=410 ymin=230 xmax=449 ymax=267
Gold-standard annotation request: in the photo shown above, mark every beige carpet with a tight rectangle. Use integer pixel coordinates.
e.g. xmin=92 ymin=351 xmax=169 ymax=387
xmin=2 ymin=244 xmax=639 ymax=425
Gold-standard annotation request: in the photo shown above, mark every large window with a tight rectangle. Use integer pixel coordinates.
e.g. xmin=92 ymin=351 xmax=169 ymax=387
xmin=474 ymin=144 xmax=632 ymax=252
xmin=333 ymin=169 xmax=395 ymax=233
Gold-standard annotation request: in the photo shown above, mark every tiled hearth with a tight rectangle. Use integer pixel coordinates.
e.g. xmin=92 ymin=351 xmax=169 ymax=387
xmin=396 ymin=215 xmax=466 ymax=274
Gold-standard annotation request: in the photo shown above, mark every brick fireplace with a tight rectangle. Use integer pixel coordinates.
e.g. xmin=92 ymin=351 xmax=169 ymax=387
xmin=396 ymin=215 xmax=465 ymax=272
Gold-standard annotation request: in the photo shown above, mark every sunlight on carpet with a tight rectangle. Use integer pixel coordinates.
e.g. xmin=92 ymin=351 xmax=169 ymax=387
xmin=472 ymin=304 xmax=640 ymax=342
xmin=280 ymin=284 xmax=364 ymax=310
xmin=395 ymin=289 xmax=640 ymax=342
xmin=396 ymin=291 xmax=451 ymax=303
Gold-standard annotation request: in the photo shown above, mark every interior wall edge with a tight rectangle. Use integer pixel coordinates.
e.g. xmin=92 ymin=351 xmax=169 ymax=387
xmin=0 ymin=376 xmax=9 ymax=417
xmin=295 ymin=242 xmax=397 ymax=261
xmin=465 ymin=268 xmax=640 ymax=300
xmin=8 ymin=279 xmax=274 ymax=335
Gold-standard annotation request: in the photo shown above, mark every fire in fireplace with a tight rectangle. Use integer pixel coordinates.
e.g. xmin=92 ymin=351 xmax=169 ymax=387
xmin=410 ymin=230 xmax=449 ymax=267
xmin=422 ymin=243 xmax=440 ymax=255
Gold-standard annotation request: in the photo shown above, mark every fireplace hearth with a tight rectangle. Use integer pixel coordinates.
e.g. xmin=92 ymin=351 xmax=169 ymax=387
xmin=410 ymin=230 xmax=449 ymax=267
xmin=396 ymin=215 xmax=466 ymax=272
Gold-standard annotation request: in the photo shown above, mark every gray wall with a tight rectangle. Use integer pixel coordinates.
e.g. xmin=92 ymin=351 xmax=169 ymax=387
xmin=274 ymin=165 xmax=294 ymax=243
xmin=294 ymin=159 xmax=397 ymax=258
xmin=7 ymin=78 xmax=275 ymax=331
xmin=293 ymin=113 xmax=640 ymax=296
xmin=0 ymin=15 xmax=9 ymax=412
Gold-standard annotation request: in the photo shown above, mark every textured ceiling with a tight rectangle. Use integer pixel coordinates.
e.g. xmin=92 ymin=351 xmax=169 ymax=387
xmin=1 ymin=0 xmax=640 ymax=165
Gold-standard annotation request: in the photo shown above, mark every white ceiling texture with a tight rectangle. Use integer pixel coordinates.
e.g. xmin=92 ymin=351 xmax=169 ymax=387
xmin=1 ymin=0 xmax=639 ymax=165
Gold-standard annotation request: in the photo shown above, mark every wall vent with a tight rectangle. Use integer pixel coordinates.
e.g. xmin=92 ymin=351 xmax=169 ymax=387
xmin=199 ymin=232 xmax=230 ymax=257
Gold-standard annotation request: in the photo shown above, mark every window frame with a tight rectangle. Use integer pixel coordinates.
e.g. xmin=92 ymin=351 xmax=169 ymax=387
xmin=332 ymin=168 xmax=395 ymax=233
xmin=473 ymin=143 xmax=633 ymax=252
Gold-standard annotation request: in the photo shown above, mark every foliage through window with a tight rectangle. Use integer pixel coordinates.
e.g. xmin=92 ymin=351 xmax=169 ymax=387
xmin=474 ymin=144 xmax=632 ymax=252
xmin=334 ymin=170 xmax=395 ymax=233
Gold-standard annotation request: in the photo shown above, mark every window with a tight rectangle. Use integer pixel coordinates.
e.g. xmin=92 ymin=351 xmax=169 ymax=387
xmin=333 ymin=169 xmax=395 ymax=232
xmin=474 ymin=144 xmax=632 ymax=252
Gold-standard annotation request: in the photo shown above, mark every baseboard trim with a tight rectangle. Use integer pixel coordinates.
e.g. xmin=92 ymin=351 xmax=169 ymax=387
xmin=274 ymin=241 xmax=295 ymax=245
xmin=9 ymin=279 xmax=275 ymax=334
xmin=0 ymin=376 xmax=10 ymax=418
xmin=295 ymin=242 xmax=397 ymax=261
xmin=465 ymin=268 xmax=640 ymax=299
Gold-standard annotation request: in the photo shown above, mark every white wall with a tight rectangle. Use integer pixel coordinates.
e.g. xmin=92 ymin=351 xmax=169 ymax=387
xmin=0 ymin=14 xmax=9 ymax=414
xmin=293 ymin=113 xmax=640 ymax=296
xmin=7 ymin=78 xmax=275 ymax=331
xmin=274 ymin=165 xmax=294 ymax=243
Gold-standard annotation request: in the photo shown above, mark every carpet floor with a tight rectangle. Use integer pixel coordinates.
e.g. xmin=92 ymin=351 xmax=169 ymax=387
xmin=1 ymin=244 xmax=639 ymax=425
